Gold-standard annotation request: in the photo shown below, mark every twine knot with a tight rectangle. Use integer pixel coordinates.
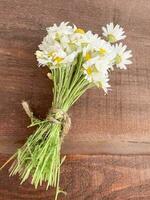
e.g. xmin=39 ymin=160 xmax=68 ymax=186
xmin=22 ymin=101 xmax=71 ymax=139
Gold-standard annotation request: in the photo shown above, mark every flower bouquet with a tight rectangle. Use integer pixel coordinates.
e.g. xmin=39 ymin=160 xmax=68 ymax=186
xmin=1 ymin=22 xmax=132 ymax=200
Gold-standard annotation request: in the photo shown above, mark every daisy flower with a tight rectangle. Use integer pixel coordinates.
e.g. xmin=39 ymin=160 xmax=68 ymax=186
xmin=82 ymin=31 xmax=100 ymax=49
xmin=47 ymin=22 xmax=74 ymax=36
xmin=102 ymin=23 xmax=126 ymax=43
xmin=83 ymin=57 xmax=99 ymax=81
xmin=97 ymin=39 xmax=116 ymax=62
xmin=35 ymin=22 xmax=132 ymax=91
xmin=35 ymin=50 xmax=52 ymax=66
xmin=83 ymin=57 xmax=110 ymax=92
xmin=95 ymin=72 xmax=110 ymax=93
xmin=114 ymin=43 xmax=132 ymax=69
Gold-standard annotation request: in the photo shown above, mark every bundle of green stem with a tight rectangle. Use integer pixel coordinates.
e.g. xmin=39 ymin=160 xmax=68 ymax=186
xmin=2 ymin=54 xmax=92 ymax=200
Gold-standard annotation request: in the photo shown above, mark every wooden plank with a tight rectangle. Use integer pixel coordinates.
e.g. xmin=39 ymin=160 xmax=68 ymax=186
xmin=0 ymin=0 xmax=150 ymax=156
xmin=0 ymin=0 xmax=150 ymax=199
xmin=1 ymin=155 xmax=150 ymax=200
xmin=1 ymin=135 xmax=150 ymax=155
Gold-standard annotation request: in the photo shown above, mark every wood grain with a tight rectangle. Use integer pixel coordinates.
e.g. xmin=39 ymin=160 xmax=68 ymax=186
xmin=0 ymin=0 xmax=150 ymax=154
xmin=1 ymin=155 xmax=150 ymax=200
xmin=0 ymin=0 xmax=150 ymax=199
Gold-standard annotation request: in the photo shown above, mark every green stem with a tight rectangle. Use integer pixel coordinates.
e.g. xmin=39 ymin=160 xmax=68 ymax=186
xmin=2 ymin=53 xmax=93 ymax=200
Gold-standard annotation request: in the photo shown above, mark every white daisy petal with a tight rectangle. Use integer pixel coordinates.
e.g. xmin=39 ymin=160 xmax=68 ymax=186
xmin=102 ymin=22 xmax=126 ymax=43
xmin=113 ymin=43 xmax=132 ymax=69
xmin=35 ymin=22 xmax=132 ymax=93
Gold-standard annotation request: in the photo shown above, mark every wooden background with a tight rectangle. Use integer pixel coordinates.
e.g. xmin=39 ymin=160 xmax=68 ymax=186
xmin=0 ymin=0 xmax=150 ymax=199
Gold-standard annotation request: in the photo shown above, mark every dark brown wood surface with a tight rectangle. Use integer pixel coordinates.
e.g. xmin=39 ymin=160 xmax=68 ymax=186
xmin=1 ymin=155 xmax=150 ymax=200
xmin=0 ymin=0 xmax=150 ymax=199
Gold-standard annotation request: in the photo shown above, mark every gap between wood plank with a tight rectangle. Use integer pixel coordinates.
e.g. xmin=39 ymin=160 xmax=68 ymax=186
xmin=0 ymin=137 xmax=150 ymax=155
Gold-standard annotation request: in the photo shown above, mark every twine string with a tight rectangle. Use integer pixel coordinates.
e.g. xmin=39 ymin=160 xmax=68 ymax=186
xmin=22 ymin=101 xmax=71 ymax=138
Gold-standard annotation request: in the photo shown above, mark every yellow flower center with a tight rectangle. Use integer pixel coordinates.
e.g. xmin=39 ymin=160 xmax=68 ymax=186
xmin=86 ymin=66 xmax=93 ymax=75
xmin=99 ymin=48 xmax=107 ymax=56
xmin=115 ymin=54 xmax=122 ymax=64
xmin=107 ymin=34 xmax=116 ymax=43
xmin=54 ymin=57 xmax=64 ymax=63
xmin=55 ymin=33 xmax=61 ymax=42
xmin=85 ymin=52 xmax=91 ymax=61
xmin=74 ymin=28 xmax=85 ymax=34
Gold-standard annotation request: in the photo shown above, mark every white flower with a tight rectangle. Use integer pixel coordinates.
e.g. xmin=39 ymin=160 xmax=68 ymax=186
xmin=35 ymin=50 xmax=52 ymax=66
xmin=94 ymin=71 xmax=110 ymax=93
xmin=47 ymin=22 xmax=74 ymax=36
xmin=62 ymin=52 xmax=77 ymax=64
xmin=83 ymin=57 xmax=99 ymax=81
xmin=53 ymin=47 xmax=66 ymax=58
xmin=36 ymin=22 xmax=132 ymax=92
xmin=113 ymin=43 xmax=132 ymax=69
xmin=94 ymin=58 xmax=110 ymax=72
xmin=83 ymin=57 xmax=110 ymax=92
xmin=102 ymin=23 xmax=126 ymax=43
xmin=83 ymin=65 xmax=110 ymax=93
xmin=39 ymin=35 xmax=55 ymax=52
xmin=97 ymin=39 xmax=116 ymax=62
xmin=82 ymin=31 xmax=100 ymax=49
